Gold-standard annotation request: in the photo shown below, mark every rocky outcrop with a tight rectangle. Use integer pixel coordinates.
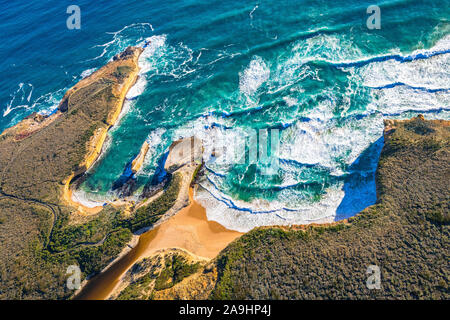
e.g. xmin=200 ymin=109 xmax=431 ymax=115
xmin=383 ymin=114 xmax=449 ymax=141
xmin=110 ymin=248 xmax=209 ymax=300
xmin=63 ymin=46 xmax=143 ymax=204
xmin=113 ymin=47 xmax=137 ymax=61
xmin=131 ymin=140 xmax=150 ymax=173
xmin=153 ymin=264 xmax=218 ymax=300
xmin=0 ymin=111 xmax=60 ymax=141
xmin=0 ymin=46 xmax=145 ymax=299
xmin=58 ymin=46 xmax=143 ymax=116
xmin=164 ymin=136 xmax=203 ymax=173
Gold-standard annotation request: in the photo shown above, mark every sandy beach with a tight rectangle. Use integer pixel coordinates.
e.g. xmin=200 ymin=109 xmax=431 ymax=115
xmin=74 ymin=186 xmax=242 ymax=300
xmin=61 ymin=47 xmax=143 ymax=214
xmin=139 ymin=187 xmax=243 ymax=259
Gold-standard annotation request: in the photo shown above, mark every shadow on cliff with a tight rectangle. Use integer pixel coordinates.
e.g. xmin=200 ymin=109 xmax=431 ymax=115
xmin=112 ymin=150 xmax=169 ymax=198
xmin=335 ymin=136 xmax=384 ymax=221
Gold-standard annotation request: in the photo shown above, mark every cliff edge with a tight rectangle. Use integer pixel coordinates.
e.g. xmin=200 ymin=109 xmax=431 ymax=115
xmin=144 ymin=115 xmax=449 ymax=300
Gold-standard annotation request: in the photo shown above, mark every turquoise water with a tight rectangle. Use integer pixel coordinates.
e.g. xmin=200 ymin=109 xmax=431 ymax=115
xmin=1 ymin=1 xmax=449 ymax=231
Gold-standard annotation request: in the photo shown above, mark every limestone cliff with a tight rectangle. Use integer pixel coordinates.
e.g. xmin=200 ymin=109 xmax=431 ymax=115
xmin=164 ymin=136 xmax=203 ymax=173
xmin=0 ymin=46 xmax=145 ymax=299
xmin=145 ymin=115 xmax=450 ymax=300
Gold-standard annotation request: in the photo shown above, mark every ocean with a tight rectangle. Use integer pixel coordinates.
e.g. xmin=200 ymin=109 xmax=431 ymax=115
xmin=1 ymin=0 xmax=449 ymax=231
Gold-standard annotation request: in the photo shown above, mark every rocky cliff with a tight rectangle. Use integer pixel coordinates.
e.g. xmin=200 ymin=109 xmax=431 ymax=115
xmin=152 ymin=115 xmax=449 ymax=300
xmin=0 ymin=46 xmax=144 ymax=299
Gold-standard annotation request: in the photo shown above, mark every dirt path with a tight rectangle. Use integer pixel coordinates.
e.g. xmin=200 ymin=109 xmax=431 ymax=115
xmin=0 ymin=188 xmax=59 ymax=247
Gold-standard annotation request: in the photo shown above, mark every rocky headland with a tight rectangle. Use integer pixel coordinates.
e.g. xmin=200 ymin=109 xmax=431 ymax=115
xmin=0 ymin=41 xmax=447 ymax=301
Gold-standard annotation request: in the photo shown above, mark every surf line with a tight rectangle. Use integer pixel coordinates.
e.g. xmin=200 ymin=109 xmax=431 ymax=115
xmin=331 ymin=48 xmax=450 ymax=69
xmin=64 ymin=42 xmax=152 ymax=212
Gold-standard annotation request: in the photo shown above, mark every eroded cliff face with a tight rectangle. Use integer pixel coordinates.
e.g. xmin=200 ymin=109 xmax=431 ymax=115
xmin=0 ymin=46 xmax=144 ymax=299
xmin=73 ymin=136 xmax=207 ymax=300
xmin=0 ymin=46 xmax=143 ymax=203
xmin=140 ymin=115 xmax=449 ymax=300
xmin=131 ymin=141 xmax=150 ymax=174
xmin=164 ymin=137 xmax=203 ymax=173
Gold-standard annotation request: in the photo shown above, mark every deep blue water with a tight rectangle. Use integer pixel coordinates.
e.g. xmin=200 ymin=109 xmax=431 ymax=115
xmin=1 ymin=0 xmax=449 ymax=231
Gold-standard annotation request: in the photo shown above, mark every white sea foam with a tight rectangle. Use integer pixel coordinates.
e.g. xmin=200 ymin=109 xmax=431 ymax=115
xmin=239 ymin=56 xmax=270 ymax=96
xmin=137 ymin=127 xmax=167 ymax=176
xmin=112 ymin=35 xmax=167 ymax=129
xmin=172 ymin=114 xmax=249 ymax=168
xmin=178 ymin=99 xmax=382 ymax=232
xmin=81 ymin=68 xmax=96 ymax=79
xmin=3 ymin=83 xmax=65 ymax=119
xmin=352 ymin=35 xmax=450 ymax=116
xmin=283 ymin=96 xmax=298 ymax=107
xmin=69 ymin=35 xmax=166 ymax=205
xmin=367 ymin=86 xmax=450 ymax=116
xmin=192 ymin=32 xmax=450 ymax=231
xmin=194 ymin=113 xmax=383 ymax=231
xmin=135 ymin=34 xmax=199 ymax=81
xmin=126 ymin=35 xmax=167 ymax=101
xmin=195 ymin=181 xmax=342 ymax=233
xmin=281 ymin=119 xmax=331 ymax=167
xmin=125 ymin=75 xmax=147 ymax=100
xmin=71 ymin=188 xmax=107 ymax=208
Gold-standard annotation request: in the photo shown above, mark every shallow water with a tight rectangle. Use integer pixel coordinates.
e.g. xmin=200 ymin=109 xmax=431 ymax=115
xmin=1 ymin=0 xmax=449 ymax=231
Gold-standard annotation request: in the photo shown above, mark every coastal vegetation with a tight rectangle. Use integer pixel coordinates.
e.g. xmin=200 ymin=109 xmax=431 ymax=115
xmin=154 ymin=253 xmax=202 ymax=291
xmin=0 ymin=46 xmax=184 ymax=299
xmin=208 ymin=117 xmax=449 ymax=300
xmin=116 ymin=250 xmax=204 ymax=300
xmin=127 ymin=173 xmax=181 ymax=232
xmin=0 ymin=38 xmax=448 ymax=301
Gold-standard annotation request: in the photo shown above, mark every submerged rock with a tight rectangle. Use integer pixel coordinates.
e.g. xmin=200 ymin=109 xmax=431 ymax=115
xmin=112 ymin=140 xmax=150 ymax=197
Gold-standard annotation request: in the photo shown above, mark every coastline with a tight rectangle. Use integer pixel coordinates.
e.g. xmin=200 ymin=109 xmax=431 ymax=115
xmin=74 ymin=163 xmax=243 ymax=300
xmin=1 ymin=0 xmax=449 ymax=301
xmin=61 ymin=47 xmax=144 ymax=213
xmin=110 ymin=247 xmax=211 ymax=300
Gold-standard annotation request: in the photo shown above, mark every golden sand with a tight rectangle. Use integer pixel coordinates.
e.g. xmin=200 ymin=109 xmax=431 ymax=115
xmin=140 ymin=188 xmax=243 ymax=259
xmin=74 ymin=188 xmax=242 ymax=300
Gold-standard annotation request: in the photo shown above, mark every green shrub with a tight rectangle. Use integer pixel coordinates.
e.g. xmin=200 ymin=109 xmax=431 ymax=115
xmin=154 ymin=254 xmax=200 ymax=291
xmin=127 ymin=173 xmax=182 ymax=232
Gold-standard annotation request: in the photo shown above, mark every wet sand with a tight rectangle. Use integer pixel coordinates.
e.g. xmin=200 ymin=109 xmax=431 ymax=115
xmin=63 ymin=183 xmax=104 ymax=215
xmin=74 ymin=188 xmax=242 ymax=300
